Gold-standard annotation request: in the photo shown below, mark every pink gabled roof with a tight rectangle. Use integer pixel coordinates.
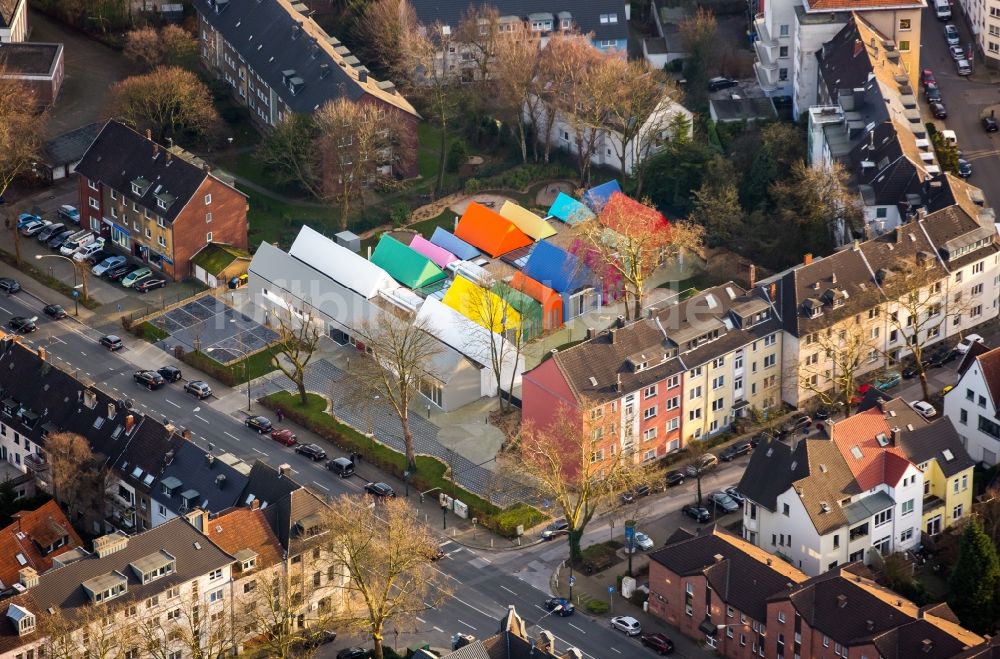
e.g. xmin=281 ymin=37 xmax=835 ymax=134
xmin=409 ymin=234 xmax=458 ymax=269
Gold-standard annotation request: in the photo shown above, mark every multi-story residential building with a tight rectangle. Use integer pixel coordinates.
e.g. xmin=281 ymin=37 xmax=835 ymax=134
xmin=0 ymin=0 xmax=27 ymax=43
xmin=521 ymin=283 xmax=782 ymax=465
xmin=0 ymin=518 xmax=236 ymax=658
xmin=649 ymin=526 xmax=986 ymax=657
xmin=751 ymin=0 xmax=922 ymax=118
xmin=0 ymin=500 xmax=83 ymax=591
xmin=75 ymin=120 xmax=248 ymax=281
xmin=195 ymin=0 xmax=419 ymax=178
xmin=439 ymin=605 xmax=582 ymax=659
xmin=0 ymin=42 xmax=65 ymax=108
xmin=958 ymin=0 xmax=1000 ymax=68
xmin=762 ymin=174 xmax=999 ymax=410
xmin=945 ymin=345 xmax=1000 ymax=464
xmin=738 ymin=397 xmax=974 ymax=575
xmin=410 ymin=0 xmax=630 ymax=55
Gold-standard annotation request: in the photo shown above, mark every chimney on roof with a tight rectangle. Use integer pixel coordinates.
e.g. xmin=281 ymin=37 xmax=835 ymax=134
xmin=713 ymin=553 xmax=725 ymax=563
xmin=166 ymin=151 xmax=172 ymax=165
xmin=853 ymin=38 xmax=864 ymax=57
xmin=320 ymin=63 xmax=330 ymax=79
xmin=804 ymin=253 xmax=813 ymax=265
xmin=359 ymin=70 xmax=368 ymax=83
xmin=922 ymin=639 xmax=933 ymax=653
xmin=748 ymin=263 xmax=757 ymax=289
xmin=153 ymin=143 xmax=159 ymax=158
xmin=837 ymin=594 xmax=848 ymax=608
xmin=250 ymin=498 xmax=260 ymax=511
xmin=215 ymin=474 xmax=226 ymax=489
xmin=207 ymin=453 xmax=215 ymax=467
xmin=146 ymin=129 xmax=152 ymax=141
xmin=647 ymin=307 xmax=657 ymax=319
xmin=891 ymin=427 xmax=900 ymax=443
xmin=278 ymin=463 xmax=291 ymax=477
xmin=125 ymin=414 xmax=135 ymax=433
xmin=853 ymin=239 xmax=861 ymax=252
xmin=93 ymin=532 xmax=129 ymax=558
xmin=769 ymin=282 xmax=777 ymax=302
xmin=830 ymin=272 xmax=837 ymax=284
xmin=182 ymin=429 xmax=193 ymax=440
xmin=536 ymin=630 xmax=555 ymax=654
xmin=587 ymin=327 xmax=598 ymax=340
xmin=561 ymin=650 xmax=583 ymax=659
xmin=866 ymin=620 xmax=875 ymax=631
xmin=19 ymin=567 xmax=38 ymax=589
xmin=38 ymin=347 xmax=45 ymax=362
xmin=616 ymin=315 xmax=626 ymax=329
xmin=766 ymin=557 xmax=773 ymax=566
xmin=202 ymin=162 xmax=210 ymax=173
xmin=614 ymin=373 xmax=622 ymax=392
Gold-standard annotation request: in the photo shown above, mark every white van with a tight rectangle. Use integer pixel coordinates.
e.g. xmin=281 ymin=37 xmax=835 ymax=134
xmin=934 ymin=0 xmax=952 ymax=20
xmin=59 ymin=231 xmax=95 ymax=256
xmin=941 ymin=129 xmax=958 ymax=146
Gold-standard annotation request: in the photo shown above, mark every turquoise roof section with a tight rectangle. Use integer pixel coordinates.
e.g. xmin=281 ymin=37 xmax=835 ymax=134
xmin=584 ymin=180 xmax=621 ymax=210
xmin=370 ymin=235 xmax=447 ymax=289
xmin=429 ymin=226 xmax=481 ymax=261
xmin=548 ymin=192 xmax=595 ymax=225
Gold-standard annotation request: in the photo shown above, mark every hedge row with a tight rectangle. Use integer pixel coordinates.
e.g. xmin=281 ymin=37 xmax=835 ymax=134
xmin=262 ymin=391 xmax=545 ymax=538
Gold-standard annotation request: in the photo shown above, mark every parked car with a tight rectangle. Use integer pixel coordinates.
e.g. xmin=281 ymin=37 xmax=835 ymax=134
xmin=36 ymin=222 xmax=65 ymax=243
xmin=295 ymin=443 xmax=327 ymax=461
xmin=43 ymin=304 xmax=66 ymax=320
xmin=750 ymin=431 xmax=772 ymax=448
xmin=99 ymin=334 xmax=123 ymax=351
xmin=57 ymin=205 xmax=80 ymax=224
xmin=920 ymin=68 xmax=936 ymax=87
xmin=924 ymin=83 xmax=942 ymax=102
xmin=541 ymin=518 xmax=569 ymax=540
xmin=121 ymin=267 xmax=152 ymax=288
xmin=60 ymin=232 xmax=95 ymax=256
xmin=364 ymin=482 xmax=396 ymax=499
xmin=955 ymin=334 xmax=985 ymax=354
xmin=74 ymin=240 xmax=106 ymax=263
xmin=788 ymin=414 xmax=813 ymax=431
xmin=336 ymin=649 xmax=369 ymax=659
xmin=47 ymin=230 xmax=75 ymax=250
xmin=949 ymin=44 xmax=966 ymax=60
xmin=945 ymin=24 xmax=960 ymax=45
xmin=813 ymin=407 xmax=833 ymax=420
xmin=912 ymin=401 xmax=937 ymax=418
xmin=184 ymin=380 xmax=213 ymax=399
xmin=620 ymin=484 xmax=651 ymax=504
xmin=641 ymin=632 xmax=675 ymax=655
xmin=92 ymin=255 xmax=126 ymax=276
xmin=725 ymin=486 xmax=745 ymax=504
xmin=133 ymin=370 xmax=165 ymax=389
xmin=708 ymin=76 xmax=738 ymax=91
xmin=684 ymin=453 xmax=719 ymax=477
xmin=244 ymin=415 xmax=273 ymax=434
xmin=665 ymin=470 xmax=686 ymax=487
xmin=957 ymin=58 xmax=972 ymax=76
xmin=0 ymin=278 xmax=21 ymax=294
xmin=7 ymin=316 xmax=37 ymax=334
xmin=610 ymin=616 xmax=642 ymax=636
xmin=719 ymin=441 xmax=752 ymax=462
xmin=544 ymin=597 xmax=574 ymax=616
xmin=157 ymin=365 xmax=182 ymax=382
xmin=930 ymin=101 xmax=948 ymax=119
xmin=983 ymin=116 xmax=999 ymax=132
xmin=270 ymin=428 xmax=297 ymax=446
xmin=682 ymin=505 xmax=711 ymax=523
xmin=710 ymin=491 xmax=741 ymax=514
xmin=20 ymin=219 xmax=51 ymax=236
xmin=105 ymin=263 xmax=133 ymax=281
xmin=16 ymin=213 xmax=41 ymax=229
xmin=135 ymin=278 xmax=167 ymax=293
xmin=631 ymin=531 xmax=655 ymax=551
xmin=874 ymin=371 xmax=902 ymax=391
xmin=327 ymin=457 xmax=355 ymax=477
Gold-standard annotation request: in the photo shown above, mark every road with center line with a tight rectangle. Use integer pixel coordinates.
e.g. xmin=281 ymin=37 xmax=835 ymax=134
xmin=0 ymin=290 xmax=717 ymax=657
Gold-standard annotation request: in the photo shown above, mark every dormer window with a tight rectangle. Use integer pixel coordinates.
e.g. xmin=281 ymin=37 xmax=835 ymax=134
xmin=82 ymin=571 xmax=128 ymax=603
xmin=6 ymin=604 xmax=34 ymax=636
xmin=130 ymin=550 xmax=176 ymax=584
xmin=131 ymin=183 xmax=140 ymax=195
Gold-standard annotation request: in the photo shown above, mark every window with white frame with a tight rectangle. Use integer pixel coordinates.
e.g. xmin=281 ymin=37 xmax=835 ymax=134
xmin=643 ymin=427 xmax=657 ymax=441
xmin=643 ymin=407 xmax=657 ymax=420
xmin=206 ymin=231 xmax=213 ymax=242
xmin=89 ymin=197 xmax=99 ymax=210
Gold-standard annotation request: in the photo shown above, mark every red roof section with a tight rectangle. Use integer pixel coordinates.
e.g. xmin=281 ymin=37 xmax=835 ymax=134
xmin=0 ymin=500 xmax=83 ymax=588
xmin=807 ymin=0 xmax=923 ymax=9
xmin=455 ymin=202 xmax=533 ymax=257
xmin=203 ymin=506 xmax=283 ymax=569
xmin=830 ymin=408 xmax=911 ymax=490
xmin=598 ymin=192 xmax=670 ymax=235
xmin=977 ymin=347 xmax=1000 ymax=411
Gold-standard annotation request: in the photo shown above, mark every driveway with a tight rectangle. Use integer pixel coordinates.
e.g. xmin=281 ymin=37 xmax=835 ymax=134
xmin=29 ymin=9 xmax=131 ymax=138
xmin=921 ymin=6 xmax=1000 ymax=206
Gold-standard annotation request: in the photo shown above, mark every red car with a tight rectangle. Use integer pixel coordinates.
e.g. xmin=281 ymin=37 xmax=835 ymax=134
xmin=641 ymin=632 xmax=675 ymax=655
xmin=920 ymin=68 xmax=936 ymax=87
xmin=270 ymin=428 xmax=297 ymax=446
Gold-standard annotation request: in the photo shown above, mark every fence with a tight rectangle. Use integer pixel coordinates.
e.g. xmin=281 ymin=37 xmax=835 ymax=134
xmin=121 ymin=288 xmax=219 ymax=331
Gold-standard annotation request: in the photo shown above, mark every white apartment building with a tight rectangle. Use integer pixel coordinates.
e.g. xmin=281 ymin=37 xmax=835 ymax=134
xmin=945 ymin=346 xmax=1000 ymax=464
xmin=957 ymin=0 xmax=1000 ymax=68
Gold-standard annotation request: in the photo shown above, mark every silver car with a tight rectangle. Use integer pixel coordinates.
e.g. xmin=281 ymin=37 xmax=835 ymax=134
xmin=610 ymin=615 xmax=642 ymax=636
xmin=184 ymin=380 xmax=213 ymax=399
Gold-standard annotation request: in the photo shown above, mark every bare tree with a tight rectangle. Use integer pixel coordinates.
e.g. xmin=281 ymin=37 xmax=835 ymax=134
xmin=770 ymin=160 xmax=863 ymax=254
xmin=133 ymin=591 xmax=239 ymax=659
xmin=604 ymin=58 xmax=676 ymax=181
xmin=455 ymin=4 xmax=500 ymax=84
xmin=506 ymin=402 xmax=644 ymax=560
xmin=256 ymin=114 xmax=323 ymax=198
xmin=124 ymin=25 xmax=196 ymax=70
xmin=107 ymin=66 xmax=220 ymax=142
xmin=794 ymin=323 xmax=880 ymax=416
xmin=45 ymin=432 xmax=105 ymax=522
xmin=270 ymin=305 xmax=323 ymax=406
xmin=322 ymin=495 xmax=450 ymax=659
xmin=314 ymin=98 xmax=401 ymax=228
xmin=39 ymin=603 xmax=139 ymax=659
xmin=353 ymin=0 xmax=420 ymax=85
xmin=0 ymin=69 xmax=45 ymax=248
xmin=353 ymin=314 xmax=441 ymax=470
xmin=491 ymin=24 xmax=542 ymax=164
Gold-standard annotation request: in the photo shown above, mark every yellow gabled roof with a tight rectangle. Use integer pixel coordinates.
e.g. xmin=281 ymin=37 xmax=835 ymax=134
xmin=442 ymin=275 xmax=522 ymax=333
xmin=498 ymin=201 xmax=557 ymax=241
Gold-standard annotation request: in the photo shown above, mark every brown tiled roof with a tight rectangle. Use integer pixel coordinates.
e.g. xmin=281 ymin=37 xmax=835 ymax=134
xmin=203 ymin=506 xmax=282 ymax=570
xmin=806 ymin=0 xmax=922 ymax=10
xmin=0 ymin=501 xmax=83 ymax=589
xmin=650 ymin=527 xmax=807 ymax=623
xmin=977 ymin=347 xmax=1000 ymax=412
xmin=921 ymin=205 xmax=1000 ymax=271
xmin=830 ymin=408 xmax=908 ymax=490
xmin=0 ymin=0 xmax=20 ymax=26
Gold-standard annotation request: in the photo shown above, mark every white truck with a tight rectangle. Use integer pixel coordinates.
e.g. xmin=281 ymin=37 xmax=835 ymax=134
xmin=59 ymin=230 xmax=95 ymax=256
xmin=934 ymin=0 xmax=952 ymax=21
xmin=73 ymin=238 xmax=106 ymax=262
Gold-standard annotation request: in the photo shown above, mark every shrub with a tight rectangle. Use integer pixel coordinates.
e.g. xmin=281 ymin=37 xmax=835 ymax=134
xmin=135 ymin=321 xmax=169 ymax=343
xmin=390 ymin=203 xmax=410 ymax=228
xmin=585 ymin=599 xmax=610 ymax=614
xmin=464 ymin=178 xmax=482 ymax=194
xmin=489 ymin=503 xmax=546 ymax=537
xmin=447 ymin=141 xmax=468 ymax=173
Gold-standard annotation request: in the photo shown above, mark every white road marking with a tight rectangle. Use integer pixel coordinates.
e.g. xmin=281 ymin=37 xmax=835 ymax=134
xmin=252 ymin=448 xmax=267 ymax=456
xmin=534 ymin=604 xmax=546 ymax=612
xmin=569 ymin=623 xmax=586 ymax=633
xmin=415 ymin=617 xmax=426 ymax=624
xmin=500 ymin=585 xmax=517 ymax=595
xmin=224 ymin=432 xmax=241 ymax=442
xmin=194 ymin=414 xmax=208 ymax=423
xmin=433 ymin=626 xmax=444 ymax=633
xmin=313 ymin=481 xmax=330 ymax=491
xmin=48 ymin=336 xmax=65 ymax=345
xmin=611 ymin=648 xmax=622 ymax=654
xmin=0 ymin=306 xmax=9 ymax=314
xmin=166 ymin=399 xmax=181 ymax=408
xmin=80 ymin=352 xmax=86 ymax=357
xmin=457 ymin=619 xmax=476 ymax=630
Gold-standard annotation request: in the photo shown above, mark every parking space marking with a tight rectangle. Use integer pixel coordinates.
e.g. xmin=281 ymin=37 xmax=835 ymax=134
xmin=500 ymin=585 xmax=517 ymax=596
xmin=415 ymin=617 xmax=426 ymax=624
xmin=457 ymin=620 xmax=476 ymax=630
xmin=194 ymin=414 xmax=208 ymax=423
xmin=312 ymin=481 xmax=330 ymax=491
xmin=569 ymin=623 xmax=586 ymax=634
xmin=0 ymin=306 xmax=9 ymax=314
xmin=166 ymin=399 xmax=181 ymax=408
xmin=252 ymin=448 xmax=267 ymax=456
xmin=433 ymin=626 xmax=444 ymax=633
xmin=224 ymin=432 xmax=241 ymax=442
xmin=611 ymin=648 xmax=622 ymax=654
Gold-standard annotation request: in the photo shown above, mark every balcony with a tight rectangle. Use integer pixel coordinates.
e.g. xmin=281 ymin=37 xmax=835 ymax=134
xmin=754 ymin=62 xmax=781 ymax=93
xmin=754 ymin=39 xmax=779 ymax=70
xmin=753 ymin=14 xmax=777 ymax=47
xmin=923 ymin=494 xmax=945 ymax=515
xmin=23 ymin=453 xmax=48 ymax=475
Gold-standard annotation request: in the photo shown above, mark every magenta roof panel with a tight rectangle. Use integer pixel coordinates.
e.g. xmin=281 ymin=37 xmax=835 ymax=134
xmin=409 ymin=234 xmax=458 ymax=269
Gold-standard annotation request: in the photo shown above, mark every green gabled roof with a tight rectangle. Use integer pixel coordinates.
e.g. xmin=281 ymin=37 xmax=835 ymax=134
xmin=190 ymin=243 xmax=251 ymax=275
xmin=370 ymin=235 xmax=447 ymax=290
xmin=492 ymin=281 xmax=543 ymax=340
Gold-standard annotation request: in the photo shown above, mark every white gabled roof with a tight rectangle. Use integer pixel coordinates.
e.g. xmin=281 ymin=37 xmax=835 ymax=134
xmin=288 ymin=225 xmax=395 ymax=299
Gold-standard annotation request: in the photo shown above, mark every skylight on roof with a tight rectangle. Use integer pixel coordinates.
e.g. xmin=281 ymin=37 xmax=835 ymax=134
xmin=876 ymin=433 xmax=889 ymax=447
xmin=942 ymin=449 xmax=955 ymax=461
xmin=851 ymin=446 xmax=864 ymax=459
xmin=132 ymin=466 xmax=143 ymax=479
xmin=15 ymin=554 xmax=26 ymax=566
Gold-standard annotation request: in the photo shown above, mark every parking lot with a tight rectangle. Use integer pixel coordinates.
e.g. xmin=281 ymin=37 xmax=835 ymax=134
xmin=148 ymin=296 xmax=279 ymax=363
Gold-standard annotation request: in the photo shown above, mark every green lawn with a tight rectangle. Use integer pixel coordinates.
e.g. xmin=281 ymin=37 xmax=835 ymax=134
xmin=181 ymin=346 xmax=281 ymax=386
xmin=245 ymin=190 xmax=344 ymax=249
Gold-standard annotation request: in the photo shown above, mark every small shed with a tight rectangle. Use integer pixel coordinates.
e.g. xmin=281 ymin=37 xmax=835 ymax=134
xmin=334 ymin=230 xmax=361 ymax=253
xmin=190 ymin=243 xmax=252 ymax=288
xmin=38 ymin=122 xmax=101 ymax=183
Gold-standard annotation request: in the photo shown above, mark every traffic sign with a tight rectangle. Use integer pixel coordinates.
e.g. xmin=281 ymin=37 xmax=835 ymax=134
xmin=568 ymin=576 xmax=576 ymax=586
xmin=608 ymin=585 xmax=615 ymax=594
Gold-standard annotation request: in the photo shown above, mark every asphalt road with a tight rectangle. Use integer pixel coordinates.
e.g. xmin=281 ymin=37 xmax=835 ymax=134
xmin=922 ymin=5 xmax=1000 ymax=206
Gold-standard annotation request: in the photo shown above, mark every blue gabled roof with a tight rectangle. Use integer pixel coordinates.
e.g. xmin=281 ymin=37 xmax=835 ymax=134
xmin=521 ymin=241 xmax=593 ymax=294
xmin=548 ymin=192 xmax=595 ymax=225
xmin=430 ymin=226 xmax=480 ymax=261
xmin=583 ymin=180 xmax=621 ymax=211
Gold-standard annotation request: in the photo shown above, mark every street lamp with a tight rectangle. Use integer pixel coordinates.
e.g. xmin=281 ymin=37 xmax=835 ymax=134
xmin=441 ymin=500 xmax=448 ymax=530
xmin=34 ymin=254 xmax=84 ymax=315
xmin=208 ymin=345 xmax=251 ymax=411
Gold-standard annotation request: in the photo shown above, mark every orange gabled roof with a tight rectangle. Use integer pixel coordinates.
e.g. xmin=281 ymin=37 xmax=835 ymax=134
xmin=830 ymin=407 xmax=911 ymax=490
xmin=455 ymin=202 xmax=533 ymax=257
xmin=204 ymin=506 xmax=283 ymax=570
xmin=0 ymin=500 xmax=83 ymax=588
xmin=806 ymin=0 xmax=922 ymax=9
xmin=510 ymin=271 xmax=561 ymax=307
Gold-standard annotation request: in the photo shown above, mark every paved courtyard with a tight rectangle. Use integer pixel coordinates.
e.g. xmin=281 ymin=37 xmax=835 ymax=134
xmin=149 ymin=296 xmax=279 ymax=363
